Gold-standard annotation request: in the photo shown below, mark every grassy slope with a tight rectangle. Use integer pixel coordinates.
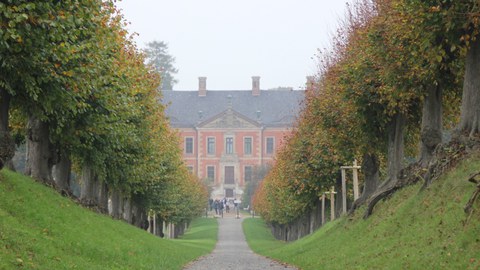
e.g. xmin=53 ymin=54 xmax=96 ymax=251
xmin=0 ymin=169 xmax=217 ymax=270
xmin=244 ymin=156 xmax=480 ymax=270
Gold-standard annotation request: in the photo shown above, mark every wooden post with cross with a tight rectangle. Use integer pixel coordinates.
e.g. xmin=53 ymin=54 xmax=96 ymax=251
xmin=340 ymin=160 xmax=361 ymax=214
xmin=324 ymin=186 xmax=337 ymax=221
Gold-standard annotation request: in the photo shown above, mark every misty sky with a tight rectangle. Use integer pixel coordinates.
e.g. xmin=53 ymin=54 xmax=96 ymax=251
xmin=116 ymin=0 xmax=352 ymax=90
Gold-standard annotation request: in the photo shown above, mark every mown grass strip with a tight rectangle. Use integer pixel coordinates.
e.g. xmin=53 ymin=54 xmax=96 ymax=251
xmin=0 ymin=169 xmax=217 ymax=270
xmin=244 ymin=157 xmax=480 ymax=270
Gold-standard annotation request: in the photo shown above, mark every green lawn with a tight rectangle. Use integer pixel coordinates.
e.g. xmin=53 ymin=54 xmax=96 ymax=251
xmin=0 ymin=169 xmax=217 ymax=270
xmin=244 ymin=156 xmax=480 ymax=270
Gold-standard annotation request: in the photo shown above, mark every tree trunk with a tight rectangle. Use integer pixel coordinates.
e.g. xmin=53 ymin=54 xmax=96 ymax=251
xmin=0 ymin=88 xmax=14 ymax=170
xmin=419 ymin=84 xmax=443 ymax=167
xmin=385 ymin=112 xmax=405 ymax=185
xmin=132 ymin=202 xmax=146 ymax=228
xmin=96 ymin=181 xmax=109 ymax=214
xmin=363 ymin=113 xmax=406 ymax=219
xmin=5 ymin=160 xmax=16 ymax=171
xmin=349 ymin=153 xmax=379 ymax=214
xmin=334 ymin=172 xmax=343 ymax=218
xmin=79 ymin=165 xmax=97 ymax=206
xmin=123 ymin=197 xmax=132 ymax=223
xmin=458 ymin=36 xmax=480 ymax=137
xmin=25 ymin=116 xmax=54 ymax=185
xmin=110 ymin=189 xmax=124 ymax=219
xmin=52 ymin=151 xmax=72 ymax=193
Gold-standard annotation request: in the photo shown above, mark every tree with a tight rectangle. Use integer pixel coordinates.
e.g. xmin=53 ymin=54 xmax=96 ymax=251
xmin=144 ymin=41 xmax=178 ymax=90
xmin=0 ymin=0 xmax=110 ymax=178
xmin=242 ymin=164 xmax=271 ymax=209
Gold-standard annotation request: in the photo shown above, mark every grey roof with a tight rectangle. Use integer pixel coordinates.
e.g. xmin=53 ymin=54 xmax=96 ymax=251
xmin=161 ymin=90 xmax=305 ymax=128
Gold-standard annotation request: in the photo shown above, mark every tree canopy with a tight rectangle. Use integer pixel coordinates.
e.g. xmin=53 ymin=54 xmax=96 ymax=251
xmin=254 ymin=0 xmax=480 ymax=225
xmin=0 ymin=0 xmax=206 ymax=225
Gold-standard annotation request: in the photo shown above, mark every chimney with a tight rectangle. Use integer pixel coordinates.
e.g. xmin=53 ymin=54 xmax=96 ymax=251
xmin=252 ymin=76 xmax=260 ymax=96
xmin=306 ymin=76 xmax=315 ymax=91
xmin=198 ymin=77 xmax=207 ymax=96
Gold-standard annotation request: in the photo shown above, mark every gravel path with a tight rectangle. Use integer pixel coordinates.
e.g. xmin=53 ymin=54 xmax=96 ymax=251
xmin=183 ymin=212 xmax=298 ymax=270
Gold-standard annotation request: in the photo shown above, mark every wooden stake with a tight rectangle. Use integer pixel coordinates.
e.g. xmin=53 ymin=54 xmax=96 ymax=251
xmin=330 ymin=186 xmax=336 ymax=221
xmin=341 ymin=169 xmax=347 ymax=214
xmin=324 ymin=186 xmax=337 ymax=221
xmin=340 ymin=160 xmax=362 ymax=205
xmin=352 ymin=160 xmax=360 ymax=200
xmin=321 ymin=193 xmax=325 ymax=225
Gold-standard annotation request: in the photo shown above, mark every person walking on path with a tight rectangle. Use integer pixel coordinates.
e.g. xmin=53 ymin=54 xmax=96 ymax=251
xmin=218 ymin=201 xmax=224 ymax=218
xmin=213 ymin=199 xmax=219 ymax=215
xmin=183 ymin=216 xmax=297 ymax=270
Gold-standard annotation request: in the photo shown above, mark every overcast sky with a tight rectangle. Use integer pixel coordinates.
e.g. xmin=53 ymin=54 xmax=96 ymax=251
xmin=116 ymin=0 xmax=351 ymax=90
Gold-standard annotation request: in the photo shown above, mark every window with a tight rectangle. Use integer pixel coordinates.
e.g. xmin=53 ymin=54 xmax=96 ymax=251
xmin=207 ymin=166 xmax=215 ymax=181
xmin=187 ymin=166 xmax=194 ymax=174
xmin=244 ymin=166 xmax=253 ymax=182
xmin=207 ymin=137 xmax=215 ymax=155
xmin=185 ymin=137 xmax=193 ymax=154
xmin=226 ymin=137 xmax=234 ymax=154
xmin=244 ymin=137 xmax=252 ymax=155
xmin=266 ymin=137 xmax=274 ymax=154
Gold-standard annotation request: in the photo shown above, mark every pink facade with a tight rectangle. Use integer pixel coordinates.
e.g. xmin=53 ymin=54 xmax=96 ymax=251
xmin=162 ymin=76 xmax=305 ymax=199
xmin=178 ymin=109 xmax=292 ymax=199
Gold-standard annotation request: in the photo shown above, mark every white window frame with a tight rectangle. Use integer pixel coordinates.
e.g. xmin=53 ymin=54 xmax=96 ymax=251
xmin=225 ymin=137 xmax=234 ymax=154
xmin=244 ymin=137 xmax=253 ymax=155
xmin=207 ymin=137 xmax=216 ymax=155
xmin=185 ymin=137 xmax=194 ymax=154
xmin=207 ymin=165 xmax=215 ymax=181
xmin=266 ymin=137 xmax=275 ymax=155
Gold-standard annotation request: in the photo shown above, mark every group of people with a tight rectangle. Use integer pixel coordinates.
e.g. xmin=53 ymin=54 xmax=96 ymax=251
xmin=209 ymin=198 xmax=229 ymax=216
xmin=208 ymin=197 xmax=242 ymax=217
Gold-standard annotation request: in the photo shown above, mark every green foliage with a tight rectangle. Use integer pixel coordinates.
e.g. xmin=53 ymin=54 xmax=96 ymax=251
xmin=0 ymin=169 xmax=217 ymax=270
xmin=246 ymin=156 xmax=480 ymax=269
xmin=253 ymin=0 xmax=479 ymax=226
xmin=1 ymin=1 xmax=207 ymax=224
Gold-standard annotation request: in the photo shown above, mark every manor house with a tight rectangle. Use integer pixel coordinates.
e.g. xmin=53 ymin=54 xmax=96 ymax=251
xmin=162 ymin=76 xmax=307 ymax=199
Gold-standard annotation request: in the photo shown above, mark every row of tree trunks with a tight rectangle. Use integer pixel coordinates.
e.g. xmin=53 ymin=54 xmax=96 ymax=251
xmin=1 ymin=100 xmax=151 ymax=231
xmin=360 ymin=32 xmax=477 ymax=213
xmin=352 ymin=6 xmax=480 ymax=220
xmin=269 ymin=200 xmax=323 ymax=241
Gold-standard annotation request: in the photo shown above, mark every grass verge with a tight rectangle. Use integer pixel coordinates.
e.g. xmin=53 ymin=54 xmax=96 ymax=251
xmin=0 ymin=169 xmax=217 ymax=270
xmin=244 ymin=156 xmax=480 ymax=270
